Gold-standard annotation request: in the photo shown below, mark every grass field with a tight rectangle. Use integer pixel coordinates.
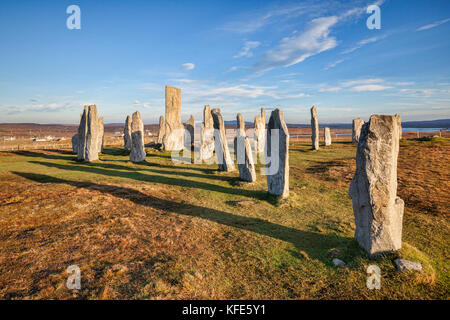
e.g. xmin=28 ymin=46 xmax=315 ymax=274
xmin=0 ymin=138 xmax=448 ymax=299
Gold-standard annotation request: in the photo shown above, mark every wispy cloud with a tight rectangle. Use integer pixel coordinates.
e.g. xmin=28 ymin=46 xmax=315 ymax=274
xmin=351 ymin=84 xmax=392 ymax=92
xmin=251 ymin=16 xmax=339 ymax=73
xmin=324 ymin=59 xmax=344 ymax=70
xmin=416 ymin=17 xmax=450 ymax=31
xmin=342 ymin=35 xmax=385 ymax=54
xmin=181 ymin=63 xmax=195 ymax=70
xmin=234 ymin=41 xmax=260 ymax=58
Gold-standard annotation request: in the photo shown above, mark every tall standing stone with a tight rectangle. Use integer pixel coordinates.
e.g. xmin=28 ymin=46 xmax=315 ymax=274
xmin=77 ymin=105 xmax=100 ymax=161
xmin=266 ymin=108 xmax=289 ymax=198
xmin=124 ymin=116 xmax=132 ymax=151
xmin=157 ymin=115 xmax=165 ymax=145
xmin=324 ymin=127 xmax=332 ymax=146
xmin=200 ymin=105 xmax=215 ymax=161
xmin=211 ymin=108 xmax=235 ymax=172
xmin=310 ymin=106 xmax=319 ymax=150
xmin=98 ymin=117 xmax=105 ymax=153
xmin=349 ymin=114 xmax=404 ymax=256
xmin=352 ymin=118 xmax=365 ymax=143
xmin=254 ymin=111 xmax=266 ymax=158
xmin=72 ymin=133 xmax=79 ymax=154
xmin=163 ymin=85 xmax=184 ymax=151
xmin=130 ymin=111 xmax=146 ymax=162
xmin=234 ymin=113 xmax=256 ymax=182
xmin=184 ymin=115 xmax=195 ymax=150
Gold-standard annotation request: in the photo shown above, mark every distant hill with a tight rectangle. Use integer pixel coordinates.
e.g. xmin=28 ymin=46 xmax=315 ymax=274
xmin=287 ymin=119 xmax=450 ymax=129
xmin=401 ymin=119 xmax=450 ymax=128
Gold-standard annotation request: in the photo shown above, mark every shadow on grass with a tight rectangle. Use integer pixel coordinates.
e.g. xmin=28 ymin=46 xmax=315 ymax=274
xmin=12 ymin=150 xmax=76 ymax=161
xmin=85 ymin=161 xmax=236 ymax=182
xmin=29 ymin=160 xmax=268 ymax=201
xmin=306 ymin=160 xmax=348 ymax=174
xmin=12 ymin=171 xmax=354 ymax=264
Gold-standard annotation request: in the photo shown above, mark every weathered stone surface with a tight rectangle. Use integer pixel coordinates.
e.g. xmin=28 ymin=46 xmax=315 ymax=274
xmin=157 ymin=115 xmax=165 ymax=145
xmin=349 ymin=114 xmax=404 ymax=256
xmin=310 ymin=106 xmax=319 ymax=150
xmin=324 ymin=127 xmax=332 ymax=146
xmin=184 ymin=115 xmax=195 ymax=150
xmin=72 ymin=133 xmax=79 ymax=154
xmin=211 ymin=108 xmax=235 ymax=172
xmin=352 ymin=118 xmax=365 ymax=143
xmin=332 ymin=258 xmax=347 ymax=268
xmin=77 ymin=105 xmax=100 ymax=161
xmin=98 ymin=117 xmax=105 ymax=153
xmin=130 ymin=111 xmax=146 ymax=162
xmin=234 ymin=113 xmax=256 ymax=182
xmin=200 ymin=105 xmax=215 ymax=161
xmin=163 ymin=85 xmax=184 ymax=151
xmin=254 ymin=108 xmax=266 ymax=158
xmin=394 ymin=259 xmax=422 ymax=271
xmin=266 ymin=108 xmax=289 ymax=198
xmin=124 ymin=115 xmax=132 ymax=150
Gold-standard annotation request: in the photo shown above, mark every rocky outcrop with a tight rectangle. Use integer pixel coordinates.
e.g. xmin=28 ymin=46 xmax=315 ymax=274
xmin=157 ymin=115 xmax=165 ymax=145
xmin=234 ymin=113 xmax=256 ymax=182
xmin=349 ymin=114 xmax=404 ymax=256
xmin=163 ymin=85 xmax=184 ymax=151
xmin=266 ymin=108 xmax=289 ymax=198
xmin=77 ymin=105 xmax=100 ymax=161
xmin=184 ymin=115 xmax=195 ymax=150
xmin=200 ymin=105 xmax=215 ymax=161
xmin=324 ymin=127 xmax=331 ymax=146
xmin=129 ymin=111 xmax=146 ymax=162
xmin=211 ymin=108 xmax=235 ymax=172
xmin=352 ymin=118 xmax=365 ymax=143
xmin=310 ymin=106 xmax=319 ymax=150
xmin=124 ymin=115 xmax=132 ymax=151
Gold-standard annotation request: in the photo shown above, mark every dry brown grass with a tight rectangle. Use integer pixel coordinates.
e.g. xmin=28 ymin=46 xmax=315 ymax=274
xmin=0 ymin=139 xmax=448 ymax=299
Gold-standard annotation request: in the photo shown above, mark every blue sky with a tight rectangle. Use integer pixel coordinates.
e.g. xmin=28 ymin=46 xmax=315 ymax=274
xmin=0 ymin=0 xmax=449 ymax=124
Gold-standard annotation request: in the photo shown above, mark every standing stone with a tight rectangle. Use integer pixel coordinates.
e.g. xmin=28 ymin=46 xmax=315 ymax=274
xmin=72 ymin=133 xmax=79 ymax=154
xmin=163 ymin=85 xmax=184 ymax=151
xmin=184 ymin=115 xmax=195 ymax=150
xmin=254 ymin=111 xmax=266 ymax=159
xmin=234 ymin=113 xmax=256 ymax=182
xmin=124 ymin=116 xmax=132 ymax=151
xmin=130 ymin=111 xmax=146 ymax=162
xmin=311 ymin=106 xmax=319 ymax=150
xmin=157 ymin=115 xmax=165 ymax=145
xmin=77 ymin=105 xmax=100 ymax=161
xmin=98 ymin=117 xmax=105 ymax=153
xmin=200 ymin=105 xmax=215 ymax=161
xmin=352 ymin=118 xmax=365 ymax=143
xmin=349 ymin=114 xmax=404 ymax=256
xmin=324 ymin=127 xmax=332 ymax=146
xmin=211 ymin=108 xmax=235 ymax=172
xmin=266 ymin=108 xmax=289 ymax=198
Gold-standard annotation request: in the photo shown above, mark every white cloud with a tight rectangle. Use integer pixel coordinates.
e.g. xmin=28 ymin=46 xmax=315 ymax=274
xmin=319 ymin=87 xmax=342 ymax=92
xmin=181 ymin=63 xmax=195 ymax=70
xmin=351 ymin=84 xmax=392 ymax=92
xmin=342 ymin=35 xmax=385 ymax=54
xmin=252 ymin=16 xmax=339 ymax=72
xmin=133 ymin=100 xmax=151 ymax=108
xmin=226 ymin=66 xmax=239 ymax=73
xmin=234 ymin=41 xmax=260 ymax=58
xmin=416 ymin=18 xmax=450 ymax=31
xmin=324 ymin=59 xmax=344 ymax=70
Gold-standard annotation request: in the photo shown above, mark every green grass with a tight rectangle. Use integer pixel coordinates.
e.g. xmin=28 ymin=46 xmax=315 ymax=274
xmin=0 ymin=140 xmax=448 ymax=299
